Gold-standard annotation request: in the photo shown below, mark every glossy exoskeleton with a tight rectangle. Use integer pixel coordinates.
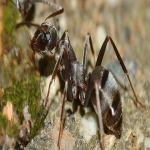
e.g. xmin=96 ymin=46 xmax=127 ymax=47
xmin=18 ymin=9 xmax=95 ymax=149
xmin=30 ymin=22 xmax=145 ymax=149
xmin=31 ymin=29 xmax=94 ymax=149
xmin=30 ymin=22 xmax=57 ymax=54
xmin=83 ymin=36 xmax=145 ymax=149
xmin=22 ymin=9 xmax=145 ymax=150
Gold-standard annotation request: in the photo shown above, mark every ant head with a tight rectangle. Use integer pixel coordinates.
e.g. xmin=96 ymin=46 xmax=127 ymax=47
xmin=30 ymin=22 xmax=58 ymax=55
xmin=16 ymin=7 xmax=64 ymax=55
xmin=30 ymin=7 xmax=64 ymax=55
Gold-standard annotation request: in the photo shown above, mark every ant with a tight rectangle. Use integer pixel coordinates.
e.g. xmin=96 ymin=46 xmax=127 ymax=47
xmin=16 ymin=7 xmax=89 ymax=148
xmin=17 ymin=9 xmax=96 ymax=149
xmin=17 ymin=9 xmax=145 ymax=150
xmin=16 ymin=0 xmax=62 ymax=22
xmin=28 ymin=12 xmax=96 ymax=149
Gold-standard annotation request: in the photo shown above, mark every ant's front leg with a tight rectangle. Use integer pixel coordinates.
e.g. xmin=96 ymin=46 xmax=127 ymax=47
xmin=44 ymin=48 xmax=64 ymax=109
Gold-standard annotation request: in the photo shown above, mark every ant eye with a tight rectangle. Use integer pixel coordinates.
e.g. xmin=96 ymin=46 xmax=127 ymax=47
xmin=41 ymin=34 xmax=47 ymax=43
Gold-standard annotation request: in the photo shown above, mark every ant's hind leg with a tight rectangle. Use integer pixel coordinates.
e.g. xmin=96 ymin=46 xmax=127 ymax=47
xmin=94 ymin=83 xmax=105 ymax=150
xmin=96 ymin=35 xmax=145 ymax=109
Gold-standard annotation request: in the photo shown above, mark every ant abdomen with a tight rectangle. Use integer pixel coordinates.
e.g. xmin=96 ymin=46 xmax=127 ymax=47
xmin=98 ymin=67 xmax=122 ymax=137
xmin=103 ymin=89 xmax=122 ymax=139
xmin=85 ymin=66 xmax=122 ymax=138
xmin=31 ymin=22 xmax=57 ymax=54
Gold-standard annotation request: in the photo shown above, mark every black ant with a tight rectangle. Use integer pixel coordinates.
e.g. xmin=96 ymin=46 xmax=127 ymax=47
xmin=16 ymin=0 xmax=62 ymax=22
xmin=28 ymin=12 xmax=96 ymax=149
xmin=17 ymin=9 xmax=145 ymax=150
xmin=17 ymin=9 xmax=96 ymax=149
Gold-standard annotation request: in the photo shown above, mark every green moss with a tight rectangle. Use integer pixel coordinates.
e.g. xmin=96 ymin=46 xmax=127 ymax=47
xmin=7 ymin=123 xmax=18 ymax=137
xmin=0 ymin=112 xmax=8 ymax=130
xmin=0 ymin=112 xmax=17 ymax=137
xmin=4 ymin=74 xmax=41 ymax=121
xmin=1 ymin=0 xmax=44 ymax=138
xmin=2 ymin=73 xmax=44 ymax=139
xmin=2 ymin=0 xmax=19 ymax=51
xmin=30 ymin=111 xmax=45 ymax=138
xmin=3 ymin=0 xmax=18 ymax=34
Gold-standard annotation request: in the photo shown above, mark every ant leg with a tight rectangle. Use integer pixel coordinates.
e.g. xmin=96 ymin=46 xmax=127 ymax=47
xmin=44 ymin=30 xmax=70 ymax=109
xmin=84 ymin=73 xmax=93 ymax=106
xmin=88 ymin=33 xmax=96 ymax=64
xmin=83 ymin=33 xmax=95 ymax=71
xmin=95 ymin=83 xmax=104 ymax=150
xmin=59 ymin=30 xmax=68 ymax=41
xmin=108 ymin=37 xmax=145 ymax=109
xmin=96 ymin=35 xmax=145 ymax=109
xmin=82 ymin=34 xmax=89 ymax=77
xmin=44 ymin=48 xmax=64 ymax=109
xmin=82 ymin=33 xmax=95 ymax=78
xmin=57 ymin=81 xmax=68 ymax=149
xmin=95 ymin=36 xmax=110 ymax=67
